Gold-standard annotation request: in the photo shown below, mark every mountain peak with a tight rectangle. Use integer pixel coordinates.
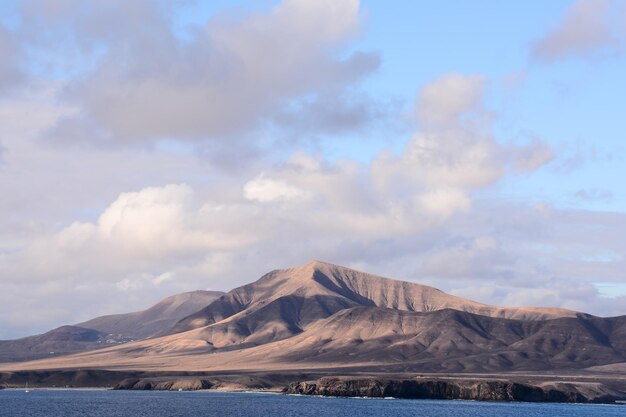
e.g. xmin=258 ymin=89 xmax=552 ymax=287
xmin=289 ymin=260 xmax=376 ymax=282
xmin=157 ymin=290 xmax=225 ymax=308
xmin=304 ymin=259 xmax=339 ymax=269
xmin=287 ymin=259 xmax=342 ymax=276
xmin=168 ymin=261 xmax=581 ymax=343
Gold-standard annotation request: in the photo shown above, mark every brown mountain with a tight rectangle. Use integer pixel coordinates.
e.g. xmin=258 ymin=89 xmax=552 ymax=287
xmin=0 ymin=290 xmax=223 ymax=362
xmin=254 ymin=307 xmax=626 ymax=372
xmin=4 ymin=261 xmax=622 ymax=375
xmin=165 ymin=261 xmax=580 ymax=346
xmin=0 ymin=326 xmax=107 ymax=363
xmin=80 ymin=290 xmax=225 ymax=340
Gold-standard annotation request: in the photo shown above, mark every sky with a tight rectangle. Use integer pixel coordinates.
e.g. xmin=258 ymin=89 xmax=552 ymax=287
xmin=0 ymin=0 xmax=625 ymax=339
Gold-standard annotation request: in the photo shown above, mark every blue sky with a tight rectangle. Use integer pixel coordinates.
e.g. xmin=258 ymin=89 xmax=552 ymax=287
xmin=0 ymin=0 xmax=625 ymax=338
xmin=363 ymin=0 xmax=625 ymax=213
xmin=162 ymin=0 xmax=626 ymax=212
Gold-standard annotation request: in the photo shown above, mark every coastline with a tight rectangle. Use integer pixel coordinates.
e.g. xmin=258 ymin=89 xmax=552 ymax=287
xmin=283 ymin=377 xmax=625 ymax=404
xmin=2 ymin=369 xmax=625 ymax=404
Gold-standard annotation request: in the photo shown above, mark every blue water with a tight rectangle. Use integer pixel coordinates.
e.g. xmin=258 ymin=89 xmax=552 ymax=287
xmin=0 ymin=390 xmax=623 ymax=417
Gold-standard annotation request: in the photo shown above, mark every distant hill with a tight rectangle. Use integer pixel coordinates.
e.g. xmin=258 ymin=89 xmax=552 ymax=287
xmin=0 ymin=290 xmax=223 ymax=362
xmin=80 ymin=290 xmax=225 ymax=339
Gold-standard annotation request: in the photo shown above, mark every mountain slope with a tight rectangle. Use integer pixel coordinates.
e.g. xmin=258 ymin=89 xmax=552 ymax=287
xmin=0 ymin=290 xmax=223 ymax=362
xmin=80 ymin=290 xmax=224 ymax=340
xmin=165 ymin=261 xmax=580 ymax=349
xmin=0 ymin=326 xmax=107 ymax=363
xmin=3 ymin=261 xmax=620 ymax=374
xmin=257 ymin=307 xmax=626 ymax=372
xmin=3 ymin=307 xmax=623 ymax=374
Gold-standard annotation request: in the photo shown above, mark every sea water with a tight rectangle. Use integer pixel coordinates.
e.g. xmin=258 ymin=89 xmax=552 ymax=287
xmin=0 ymin=389 xmax=623 ymax=417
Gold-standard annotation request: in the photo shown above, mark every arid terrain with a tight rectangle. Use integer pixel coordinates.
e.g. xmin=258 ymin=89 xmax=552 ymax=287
xmin=0 ymin=290 xmax=223 ymax=362
xmin=1 ymin=261 xmax=625 ymax=402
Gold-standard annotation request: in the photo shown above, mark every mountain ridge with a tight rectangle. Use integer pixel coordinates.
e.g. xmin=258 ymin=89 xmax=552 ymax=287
xmin=0 ymin=290 xmax=223 ymax=362
xmin=2 ymin=260 xmax=621 ymax=374
xmin=80 ymin=289 xmax=225 ymax=339
xmin=167 ymin=260 xmax=582 ymax=340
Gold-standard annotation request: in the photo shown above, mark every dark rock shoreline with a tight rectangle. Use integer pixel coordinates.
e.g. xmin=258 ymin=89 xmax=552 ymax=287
xmin=114 ymin=378 xmax=214 ymax=391
xmin=2 ymin=369 xmax=625 ymax=404
xmin=283 ymin=377 xmax=624 ymax=404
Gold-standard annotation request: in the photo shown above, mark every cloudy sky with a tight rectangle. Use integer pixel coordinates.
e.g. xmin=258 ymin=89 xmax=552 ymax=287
xmin=1 ymin=0 xmax=625 ymax=339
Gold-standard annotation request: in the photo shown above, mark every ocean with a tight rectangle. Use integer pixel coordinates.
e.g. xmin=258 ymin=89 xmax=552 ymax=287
xmin=0 ymin=389 xmax=623 ymax=417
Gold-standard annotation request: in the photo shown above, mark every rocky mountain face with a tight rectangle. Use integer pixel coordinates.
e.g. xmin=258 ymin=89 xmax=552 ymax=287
xmin=0 ymin=290 xmax=223 ymax=362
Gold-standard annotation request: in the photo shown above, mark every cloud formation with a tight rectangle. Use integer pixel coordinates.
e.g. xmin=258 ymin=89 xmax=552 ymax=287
xmin=0 ymin=73 xmax=578 ymax=338
xmin=17 ymin=0 xmax=380 ymax=147
xmin=0 ymin=24 xmax=20 ymax=92
xmin=416 ymin=74 xmax=486 ymax=129
xmin=575 ymin=188 xmax=614 ymax=202
xmin=532 ymin=0 xmax=619 ymax=61
xmin=0 ymin=2 xmax=623 ymax=340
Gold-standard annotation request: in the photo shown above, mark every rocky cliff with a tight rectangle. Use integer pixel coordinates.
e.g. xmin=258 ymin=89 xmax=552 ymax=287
xmin=114 ymin=378 xmax=213 ymax=391
xmin=284 ymin=377 xmax=624 ymax=404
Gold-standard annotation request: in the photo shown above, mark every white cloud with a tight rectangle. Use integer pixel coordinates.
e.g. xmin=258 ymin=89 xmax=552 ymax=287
xmin=96 ymin=184 xmax=194 ymax=242
xmin=416 ymin=73 xmax=485 ymax=128
xmin=2 ymin=176 xmax=625 ymax=337
xmin=508 ymin=138 xmax=555 ymax=172
xmin=0 ymin=70 xmax=621 ymax=339
xmin=373 ymin=74 xmax=552 ymax=195
xmin=416 ymin=188 xmax=471 ymax=219
xmin=19 ymin=0 xmax=380 ymax=147
xmin=153 ymin=271 xmax=175 ymax=286
xmin=244 ymin=173 xmax=310 ymax=203
xmin=532 ymin=0 xmax=618 ymax=61
xmin=0 ymin=24 xmax=20 ymax=91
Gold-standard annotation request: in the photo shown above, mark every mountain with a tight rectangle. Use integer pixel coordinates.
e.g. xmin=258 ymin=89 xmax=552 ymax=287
xmin=0 ymin=290 xmax=223 ymax=362
xmin=163 ymin=261 xmax=580 ymax=347
xmin=0 ymin=326 xmax=108 ymax=363
xmin=4 ymin=260 xmax=622 ymax=375
xmin=251 ymin=307 xmax=626 ymax=372
xmin=79 ymin=290 xmax=225 ymax=340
